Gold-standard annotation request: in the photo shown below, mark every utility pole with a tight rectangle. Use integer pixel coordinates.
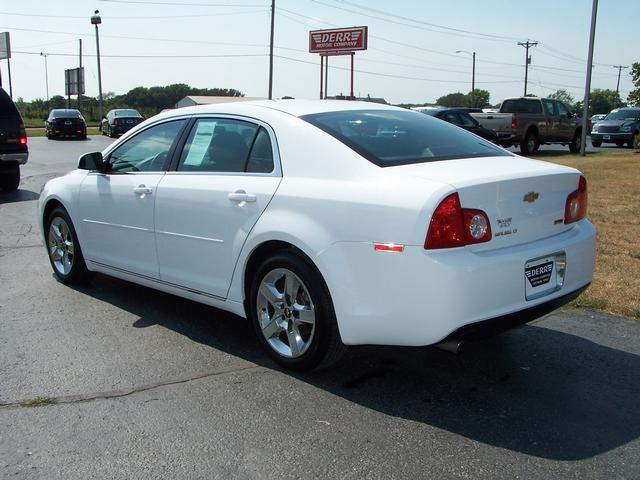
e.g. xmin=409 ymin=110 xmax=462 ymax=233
xmin=268 ymin=0 xmax=275 ymax=100
xmin=78 ymin=39 xmax=82 ymax=110
xmin=613 ymin=65 xmax=628 ymax=107
xmin=456 ymin=50 xmax=476 ymax=105
xmin=518 ymin=40 xmax=538 ymax=96
xmin=580 ymin=0 xmax=598 ymax=157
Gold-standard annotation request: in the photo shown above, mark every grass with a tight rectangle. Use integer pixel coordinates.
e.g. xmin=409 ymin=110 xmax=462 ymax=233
xmin=26 ymin=127 xmax=101 ymax=138
xmin=533 ymin=150 xmax=640 ymax=320
xmin=20 ymin=396 xmax=58 ymax=408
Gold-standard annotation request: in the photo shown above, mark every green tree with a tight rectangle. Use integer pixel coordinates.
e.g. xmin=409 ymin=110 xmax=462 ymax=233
xmin=628 ymin=62 xmax=640 ymax=106
xmin=436 ymin=92 xmax=467 ymax=107
xmin=589 ymin=88 xmax=624 ymax=115
xmin=548 ymin=89 xmax=575 ymax=110
xmin=469 ymin=89 xmax=490 ymax=108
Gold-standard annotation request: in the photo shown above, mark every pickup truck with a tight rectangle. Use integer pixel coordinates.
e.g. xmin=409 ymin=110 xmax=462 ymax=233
xmin=471 ymin=97 xmax=582 ymax=155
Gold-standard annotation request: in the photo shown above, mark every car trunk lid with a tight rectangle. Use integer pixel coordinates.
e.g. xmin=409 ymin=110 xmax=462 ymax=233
xmin=393 ymin=156 xmax=582 ymax=250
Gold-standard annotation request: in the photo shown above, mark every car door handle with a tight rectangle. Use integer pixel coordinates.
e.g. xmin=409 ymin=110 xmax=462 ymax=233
xmin=133 ymin=185 xmax=153 ymax=196
xmin=228 ymin=190 xmax=257 ymax=203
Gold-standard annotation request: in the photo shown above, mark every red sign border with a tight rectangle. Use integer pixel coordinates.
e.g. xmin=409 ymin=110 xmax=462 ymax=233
xmin=308 ymin=26 xmax=368 ymax=54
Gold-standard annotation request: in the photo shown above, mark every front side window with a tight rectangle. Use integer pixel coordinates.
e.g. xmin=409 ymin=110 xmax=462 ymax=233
xmin=177 ymin=118 xmax=273 ymax=173
xmin=302 ymin=109 xmax=509 ymax=167
xmin=557 ymin=102 xmax=569 ymax=117
xmin=543 ymin=100 xmax=558 ymax=116
xmin=108 ymin=120 xmax=185 ymax=173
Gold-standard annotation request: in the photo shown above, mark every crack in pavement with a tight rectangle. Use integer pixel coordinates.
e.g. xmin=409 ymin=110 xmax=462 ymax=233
xmin=0 ymin=363 xmax=264 ymax=410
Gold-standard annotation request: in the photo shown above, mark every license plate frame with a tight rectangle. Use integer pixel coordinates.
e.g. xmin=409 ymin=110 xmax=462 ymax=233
xmin=525 ymin=253 xmax=565 ymax=301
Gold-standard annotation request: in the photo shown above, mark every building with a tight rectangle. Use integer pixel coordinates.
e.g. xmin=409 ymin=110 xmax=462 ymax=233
xmin=174 ymin=96 xmax=265 ymax=109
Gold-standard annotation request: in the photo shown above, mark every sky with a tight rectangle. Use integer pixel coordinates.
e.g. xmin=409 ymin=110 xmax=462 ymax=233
xmin=1 ymin=0 xmax=638 ymax=106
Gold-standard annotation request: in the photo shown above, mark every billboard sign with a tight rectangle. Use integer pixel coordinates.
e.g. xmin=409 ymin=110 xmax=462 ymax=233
xmin=0 ymin=32 xmax=10 ymax=60
xmin=309 ymin=26 xmax=368 ymax=54
xmin=65 ymin=67 xmax=85 ymax=95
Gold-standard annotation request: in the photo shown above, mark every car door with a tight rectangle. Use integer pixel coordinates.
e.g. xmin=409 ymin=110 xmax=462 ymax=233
xmin=556 ymin=101 xmax=574 ymax=142
xmin=154 ymin=117 xmax=281 ymax=299
xmin=542 ymin=99 xmax=559 ymax=141
xmin=77 ymin=119 xmax=187 ymax=278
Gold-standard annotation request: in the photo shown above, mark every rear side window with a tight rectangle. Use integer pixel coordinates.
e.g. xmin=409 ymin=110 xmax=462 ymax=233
xmin=0 ymin=88 xmax=21 ymax=119
xmin=301 ymin=109 xmax=509 ymax=167
xmin=501 ymin=99 xmax=543 ymax=114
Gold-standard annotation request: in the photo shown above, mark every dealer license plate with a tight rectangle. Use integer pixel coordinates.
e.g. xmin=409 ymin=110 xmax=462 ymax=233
xmin=603 ymin=135 xmax=610 ymax=140
xmin=525 ymin=255 xmax=561 ymax=300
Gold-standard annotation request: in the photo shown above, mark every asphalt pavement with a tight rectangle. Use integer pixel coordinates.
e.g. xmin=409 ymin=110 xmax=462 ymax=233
xmin=1 ymin=137 xmax=638 ymax=479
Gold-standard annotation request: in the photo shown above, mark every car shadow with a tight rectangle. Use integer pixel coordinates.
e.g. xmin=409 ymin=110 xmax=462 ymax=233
xmin=0 ymin=188 xmax=40 ymax=204
xmin=72 ymin=273 xmax=640 ymax=461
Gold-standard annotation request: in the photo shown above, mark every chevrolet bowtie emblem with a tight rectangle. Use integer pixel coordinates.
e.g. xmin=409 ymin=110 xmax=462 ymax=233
xmin=523 ymin=191 xmax=539 ymax=203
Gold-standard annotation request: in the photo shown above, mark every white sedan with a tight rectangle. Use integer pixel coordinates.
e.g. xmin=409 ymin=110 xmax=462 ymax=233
xmin=39 ymin=100 xmax=596 ymax=370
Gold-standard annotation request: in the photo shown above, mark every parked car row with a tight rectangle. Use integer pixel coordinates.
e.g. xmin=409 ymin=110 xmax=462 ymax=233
xmin=590 ymin=107 xmax=640 ymax=149
xmin=42 ymin=108 xmax=145 ymax=141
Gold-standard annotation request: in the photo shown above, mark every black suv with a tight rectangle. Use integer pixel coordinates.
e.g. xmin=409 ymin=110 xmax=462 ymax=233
xmin=0 ymin=87 xmax=28 ymax=191
xmin=45 ymin=109 xmax=87 ymax=140
xmin=101 ymin=109 xmax=143 ymax=137
xmin=591 ymin=107 xmax=640 ymax=148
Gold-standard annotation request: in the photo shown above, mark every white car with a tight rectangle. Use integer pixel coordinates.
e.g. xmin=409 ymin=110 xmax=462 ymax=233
xmin=39 ymin=100 xmax=596 ymax=370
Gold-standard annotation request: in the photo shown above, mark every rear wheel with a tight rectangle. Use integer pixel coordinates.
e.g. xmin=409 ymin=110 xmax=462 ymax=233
xmin=248 ymin=252 xmax=346 ymax=371
xmin=45 ymin=207 xmax=92 ymax=285
xmin=569 ymin=131 xmax=582 ymax=153
xmin=591 ymin=140 xmax=601 ymax=148
xmin=520 ymin=130 xmax=539 ymax=155
xmin=0 ymin=163 xmax=20 ymax=191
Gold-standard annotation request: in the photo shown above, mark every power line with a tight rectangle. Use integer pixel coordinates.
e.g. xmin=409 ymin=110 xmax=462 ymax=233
xmin=98 ymin=0 xmax=265 ymax=6
xmin=0 ymin=9 xmax=268 ymax=19
xmin=14 ymin=50 xmax=268 ymax=59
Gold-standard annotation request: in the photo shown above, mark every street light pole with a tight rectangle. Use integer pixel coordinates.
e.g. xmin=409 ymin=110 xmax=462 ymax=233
xmin=456 ymin=50 xmax=476 ymax=106
xmin=40 ymin=52 xmax=49 ymax=110
xmin=91 ymin=10 xmax=104 ymax=121
xmin=268 ymin=0 xmax=275 ymax=100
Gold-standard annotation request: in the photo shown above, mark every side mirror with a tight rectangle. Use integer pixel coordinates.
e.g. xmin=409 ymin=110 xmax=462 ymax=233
xmin=78 ymin=151 xmax=106 ymax=172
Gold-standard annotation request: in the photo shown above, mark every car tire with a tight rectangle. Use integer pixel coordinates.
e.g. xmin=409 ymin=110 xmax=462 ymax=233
xmin=569 ymin=131 xmax=582 ymax=153
xmin=520 ymin=130 xmax=539 ymax=155
xmin=0 ymin=163 xmax=20 ymax=191
xmin=591 ymin=140 xmax=601 ymax=148
xmin=45 ymin=207 xmax=92 ymax=285
xmin=616 ymin=141 xmax=625 ymax=147
xmin=248 ymin=251 xmax=346 ymax=371
xmin=108 ymin=126 xmax=116 ymax=138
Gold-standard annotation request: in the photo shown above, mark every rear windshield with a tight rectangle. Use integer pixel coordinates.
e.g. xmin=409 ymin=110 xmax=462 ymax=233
xmin=605 ymin=109 xmax=640 ymax=121
xmin=0 ymin=88 xmax=20 ymax=119
xmin=115 ymin=109 xmax=141 ymax=117
xmin=500 ymin=99 xmax=543 ymax=114
xmin=301 ymin=109 xmax=509 ymax=167
xmin=51 ymin=109 xmax=82 ymax=118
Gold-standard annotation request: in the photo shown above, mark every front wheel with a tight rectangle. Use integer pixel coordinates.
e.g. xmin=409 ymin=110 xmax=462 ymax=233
xmin=591 ymin=140 xmax=602 ymax=148
xmin=616 ymin=141 xmax=625 ymax=147
xmin=248 ymin=252 xmax=346 ymax=371
xmin=45 ymin=207 xmax=92 ymax=285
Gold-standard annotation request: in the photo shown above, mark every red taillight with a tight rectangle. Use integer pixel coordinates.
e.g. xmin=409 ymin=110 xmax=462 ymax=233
xmin=564 ymin=176 xmax=588 ymax=224
xmin=425 ymin=193 xmax=492 ymax=249
xmin=113 ymin=119 xmax=119 ymax=126
xmin=19 ymin=135 xmax=27 ymax=145
xmin=511 ymin=116 xmax=517 ymax=129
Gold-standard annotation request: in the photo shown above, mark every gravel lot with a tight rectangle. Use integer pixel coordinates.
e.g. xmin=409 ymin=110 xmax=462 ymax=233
xmin=1 ymin=137 xmax=638 ymax=479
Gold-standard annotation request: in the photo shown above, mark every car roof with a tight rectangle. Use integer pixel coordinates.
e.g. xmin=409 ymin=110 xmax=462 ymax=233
xmin=51 ymin=109 xmax=81 ymax=114
xmin=155 ymin=99 xmax=403 ymax=121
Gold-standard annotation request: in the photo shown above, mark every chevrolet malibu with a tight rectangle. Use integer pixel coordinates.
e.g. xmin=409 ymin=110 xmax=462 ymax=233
xmin=38 ymin=100 xmax=596 ymax=370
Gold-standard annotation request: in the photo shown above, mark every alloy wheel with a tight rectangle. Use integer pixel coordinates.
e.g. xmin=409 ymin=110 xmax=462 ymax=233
xmin=48 ymin=217 xmax=75 ymax=276
xmin=256 ymin=268 xmax=316 ymax=358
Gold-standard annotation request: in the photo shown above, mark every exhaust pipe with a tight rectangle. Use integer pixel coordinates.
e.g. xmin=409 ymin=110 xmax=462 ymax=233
xmin=434 ymin=338 xmax=463 ymax=354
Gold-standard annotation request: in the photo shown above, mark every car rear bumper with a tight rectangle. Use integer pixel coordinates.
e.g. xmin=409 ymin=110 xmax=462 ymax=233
xmin=318 ymin=219 xmax=596 ymax=346
xmin=0 ymin=152 xmax=28 ymax=165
